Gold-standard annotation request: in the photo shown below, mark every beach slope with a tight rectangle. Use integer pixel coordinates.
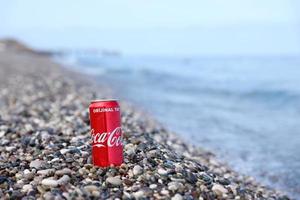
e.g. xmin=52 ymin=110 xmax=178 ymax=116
xmin=0 ymin=41 xmax=290 ymax=199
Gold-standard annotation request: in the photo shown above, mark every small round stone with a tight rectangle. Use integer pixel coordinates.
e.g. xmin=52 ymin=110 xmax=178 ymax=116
xmin=21 ymin=184 xmax=33 ymax=193
xmin=30 ymin=159 xmax=45 ymax=169
xmin=158 ymin=168 xmax=168 ymax=176
xmin=84 ymin=185 xmax=98 ymax=193
xmin=171 ymin=194 xmax=183 ymax=200
xmin=149 ymin=184 xmax=157 ymax=189
xmin=92 ymin=190 xmax=100 ymax=197
xmin=57 ymin=175 xmax=70 ymax=185
xmin=168 ymin=182 xmax=183 ymax=192
xmin=106 ymin=176 xmax=122 ymax=186
xmin=161 ymin=189 xmax=169 ymax=195
xmin=212 ymin=183 xmax=228 ymax=196
xmin=133 ymin=165 xmax=143 ymax=176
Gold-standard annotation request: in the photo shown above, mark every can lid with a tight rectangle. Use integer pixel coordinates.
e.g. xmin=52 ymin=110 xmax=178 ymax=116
xmin=90 ymin=99 xmax=118 ymax=103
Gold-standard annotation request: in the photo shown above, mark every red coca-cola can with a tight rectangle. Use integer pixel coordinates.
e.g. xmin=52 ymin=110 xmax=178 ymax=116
xmin=89 ymin=99 xmax=123 ymax=167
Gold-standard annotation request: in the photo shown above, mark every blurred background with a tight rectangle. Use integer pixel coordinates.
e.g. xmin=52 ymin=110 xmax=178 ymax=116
xmin=1 ymin=0 xmax=300 ymax=198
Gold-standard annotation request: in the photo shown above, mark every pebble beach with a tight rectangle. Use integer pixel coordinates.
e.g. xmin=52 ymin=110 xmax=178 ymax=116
xmin=0 ymin=41 xmax=291 ymax=199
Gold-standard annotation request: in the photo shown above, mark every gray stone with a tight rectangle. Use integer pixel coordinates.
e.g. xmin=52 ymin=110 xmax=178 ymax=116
xmin=106 ymin=176 xmax=122 ymax=186
xmin=57 ymin=175 xmax=70 ymax=185
xmin=133 ymin=165 xmax=143 ymax=176
xmin=30 ymin=159 xmax=45 ymax=169
xmin=55 ymin=168 xmax=73 ymax=176
xmin=168 ymin=182 xmax=183 ymax=191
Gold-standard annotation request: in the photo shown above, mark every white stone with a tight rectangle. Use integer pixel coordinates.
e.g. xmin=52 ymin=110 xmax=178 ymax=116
xmin=60 ymin=149 xmax=70 ymax=154
xmin=172 ymin=194 xmax=183 ymax=200
xmin=5 ymin=146 xmax=16 ymax=151
xmin=212 ymin=184 xmax=228 ymax=196
xmin=41 ymin=178 xmax=58 ymax=187
xmin=50 ymin=158 xmax=59 ymax=163
xmin=0 ymin=131 xmax=5 ymax=137
xmin=158 ymin=168 xmax=168 ymax=176
xmin=21 ymin=184 xmax=33 ymax=193
xmin=133 ymin=191 xmax=144 ymax=199
xmin=168 ymin=182 xmax=183 ymax=191
xmin=84 ymin=185 xmax=98 ymax=193
xmin=161 ymin=189 xmax=169 ymax=195
xmin=149 ymin=184 xmax=157 ymax=189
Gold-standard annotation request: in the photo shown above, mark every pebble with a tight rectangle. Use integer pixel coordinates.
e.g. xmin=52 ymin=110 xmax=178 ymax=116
xmin=55 ymin=168 xmax=73 ymax=176
xmin=0 ymin=131 xmax=5 ymax=137
xmin=133 ymin=165 xmax=143 ymax=176
xmin=212 ymin=183 xmax=228 ymax=196
xmin=168 ymin=182 xmax=183 ymax=191
xmin=161 ymin=189 xmax=169 ymax=195
xmin=185 ymin=171 xmax=197 ymax=184
xmin=5 ymin=146 xmax=16 ymax=151
xmin=50 ymin=158 xmax=59 ymax=163
xmin=84 ymin=185 xmax=98 ymax=193
xmin=21 ymin=184 xmax=33 ymax=193
xmin=171 ymin=194 xmax=183 ymax=200
xmin=30 ymin=159 xmax=45 ymax=169
xmin=60 ymin=148 xmax=70 ymax=154
xmin=23 ymin=169 xmax=31 ymax=175
xmin=43 ymin=192 xmax=55 ymax=200
xmin=158 ymin=168 xmax=168 ymax=176
xmin=200 ymin=172 xmax=213 ymax=184
xmin=92 ymin=190 xmax=100 ymax=197
xmin=106 ymin=176 xmax=122 ymax=186
xmin=133 ymin=191 xmax=144 ymax=199
xmin=125 ymin=144 xmax=136 ymax=156
xmin=23 ymin=169 xmax=34 ymax=180
xmin=57 ymin=175 xmax=70 ymax=185
xmin=41 ymin=178 xmax=58 ymax=187
xmin=37 ymin=169 xmax=55 ymax=177
xmin=149 ymin=184 xmax=157 ymax=189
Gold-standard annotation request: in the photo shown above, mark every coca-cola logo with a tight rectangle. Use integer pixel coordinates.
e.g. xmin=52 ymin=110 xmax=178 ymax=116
xmin=91 ymin=127 xmax=123 ymax=148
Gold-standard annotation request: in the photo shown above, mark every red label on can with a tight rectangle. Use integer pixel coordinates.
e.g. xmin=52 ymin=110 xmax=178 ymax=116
xmin=89 ymin=100 xmax=123 ymax=167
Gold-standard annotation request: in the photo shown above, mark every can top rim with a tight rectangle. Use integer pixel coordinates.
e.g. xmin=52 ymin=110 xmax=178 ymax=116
xmin=90 ymin=99 xmax=118 ymax=103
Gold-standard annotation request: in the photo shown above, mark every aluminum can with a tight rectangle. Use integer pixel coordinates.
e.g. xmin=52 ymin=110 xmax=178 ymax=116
xmin=89 ymin=99 xmax=123 ymax=167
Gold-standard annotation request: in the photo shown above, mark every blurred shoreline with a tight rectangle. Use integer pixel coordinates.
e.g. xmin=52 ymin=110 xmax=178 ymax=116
xmin=57 ymin=44 xmax=300 ymax=197
xmin=0 ymin=39 xmax=292 ymax=199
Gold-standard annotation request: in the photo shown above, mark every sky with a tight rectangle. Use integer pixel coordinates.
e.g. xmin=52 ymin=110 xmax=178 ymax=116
xmin=1 ymin=0 xmax=300 ymax=55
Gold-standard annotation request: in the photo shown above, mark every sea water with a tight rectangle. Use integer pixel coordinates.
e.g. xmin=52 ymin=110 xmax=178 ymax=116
xmin=59 ymin=54 xmax=300 ymax=198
